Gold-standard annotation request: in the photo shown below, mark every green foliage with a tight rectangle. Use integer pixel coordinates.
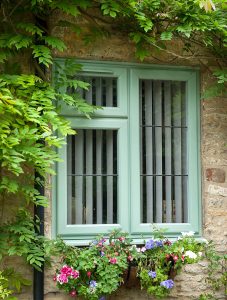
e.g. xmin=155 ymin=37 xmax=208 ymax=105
xmin=199 ymin=242 xmax=227 ymax=299
xmin=0 ymin=268 xmax=31 ymax=299
xmin=0 ymin=272 xmax=13 ymax=299
xmin=0 ymin=209 xmax=52 ymax=270
xmin=53 ymin=230 xmax=134 ymax=299
xmin=54 ymin=59 xmax=99 ymax=117
xmin=53 ymin=230 xmax=209 ymax=299
xmin=136 ymin=232 xmax=204 ymax=298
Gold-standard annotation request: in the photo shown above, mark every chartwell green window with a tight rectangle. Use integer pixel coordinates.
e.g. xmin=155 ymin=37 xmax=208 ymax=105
xmin=53 ymin=60 xmax=201 ymax=244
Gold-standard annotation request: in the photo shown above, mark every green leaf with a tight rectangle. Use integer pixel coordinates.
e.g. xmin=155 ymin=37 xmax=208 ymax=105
xmin=32 ymin=45 xmax=52 ymax=66
xmin=160 ymin=31 xmax=173 ymax=41
xmin=16 ymin=22 xmax=44 ymax=36
xmin=52 ymin=2 xmax=80 ymax=16
xmin=7 ymin=34 xmax=32 ymax=50
xmin=44 ymin=36 xmax=66 ymax=51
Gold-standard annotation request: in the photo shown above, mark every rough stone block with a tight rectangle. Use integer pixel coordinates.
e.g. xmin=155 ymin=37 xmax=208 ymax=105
xmin=206 ymin=168 xmax=225 ymax=183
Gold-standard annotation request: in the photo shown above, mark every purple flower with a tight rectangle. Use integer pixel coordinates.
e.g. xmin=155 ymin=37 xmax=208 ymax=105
xmin=89 ymin=280 xmax=97 ymax=288
xmin=100 ymin=251 xmax=105 ymax=257
xmin=156 ymin=240 xmax=163 ymax=247
xmin=145 ymin=239 xmax=155 ymax=249
xmin=160 ymin=279 xmax=174 ymax=289
xmin=148 ymin=271 xmax=156 ymax=278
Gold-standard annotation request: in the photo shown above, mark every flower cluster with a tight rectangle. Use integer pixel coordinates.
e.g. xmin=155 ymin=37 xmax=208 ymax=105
xmin=55 ymin=265 xmax=79 ymax=284
xmin=54 ymin=230 xmax=205 ymax=299
xmin=160 ymin=279 xmax=174 ymax=289
xmin=54 ymin=230 xmax=132 ymax=299
xmin=137 ymin=231 xmax=204 ymax=298
xmin=145 ymin=239 xmax=163 ymax=250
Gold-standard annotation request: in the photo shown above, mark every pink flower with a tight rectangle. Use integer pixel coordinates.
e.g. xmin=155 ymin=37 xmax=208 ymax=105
xmin=61 ymin=265 xmax=73 ymax=276
xmin=53 ymin=275 xmax=57 ymax=282
xmin=69 ymin=290 xmax=77 ymax=297
xmin=71 ymin=270 xmax=80 ymax=279
xmin=173 ymin=255 xmax=178 ymax=262
xmin=109 ymin=257 xmax=117 ymax=264
xmin=119 ymin=237 xmax=125 ymax=242
xmin=127 ymin=255 xmax=133 ymax=261
xmin=141 ymin=247 xmax=146 ymax=252
xmin=57 ymin=273 xmax=68 ymax=284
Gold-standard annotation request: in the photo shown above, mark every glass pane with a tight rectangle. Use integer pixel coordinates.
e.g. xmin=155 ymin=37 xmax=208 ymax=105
xmin=68 ymin=77 xmax=118 ymax=107
xmin=67 ymin=129 xmax=118 ymax=225
xmin=140 ymin=79 xmax=188 ymax=223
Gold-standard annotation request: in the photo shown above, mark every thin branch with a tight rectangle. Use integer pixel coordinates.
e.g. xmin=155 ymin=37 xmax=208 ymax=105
xmin=78 ymin=7 xmax=113 ymax=25
xmin=2 ymin=0 xmax=25 ymax=22
xmin=33 ymin=60 xmax=48 ymax=81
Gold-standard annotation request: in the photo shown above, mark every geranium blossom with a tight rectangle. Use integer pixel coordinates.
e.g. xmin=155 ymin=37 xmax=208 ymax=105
xmin=60 ymin=265 xmax=73 ymax=276
xmin=109 ymin=257 xmax=117 ymax=264
xmin=57 ymin=273 xmax=68 ymax=284
xmin=71 ymin=270 xmax=80 ymax=279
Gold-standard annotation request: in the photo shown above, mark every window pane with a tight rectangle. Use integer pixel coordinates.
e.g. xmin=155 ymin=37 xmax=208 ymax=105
xmin=67 ymin=129 xmax=118 ymax=224
xmin=68 ymin=77 xmax=118 ymax=107
xmin=140 ymin=80 xmax=188 ymax=223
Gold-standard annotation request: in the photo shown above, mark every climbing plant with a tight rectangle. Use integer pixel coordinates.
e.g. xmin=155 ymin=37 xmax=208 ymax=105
xmin=0 ymin=0 xmax=226 ymax=298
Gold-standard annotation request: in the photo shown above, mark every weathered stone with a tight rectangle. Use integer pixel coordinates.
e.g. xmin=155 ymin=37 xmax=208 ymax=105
xmin=206 ymin=168 xmax=225 ymax=183
xmin=207 ymin=184 xmax=227 ymax=197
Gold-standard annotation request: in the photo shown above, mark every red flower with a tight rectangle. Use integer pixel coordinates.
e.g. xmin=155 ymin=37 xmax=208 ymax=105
xmin=164 ymin=240 xmax=172 ymax=246
xmin=127 ymin=255 xmax=133 ymax=261
xmin=87 ymin=271 xmax=92 ymax=277
xmin=173 ymin=255 xmax=178 ymax=262
xmin=69 ymin=290 xmax=77 ymax=297
xmin=109 ymin=257 xmax=117 ymax=264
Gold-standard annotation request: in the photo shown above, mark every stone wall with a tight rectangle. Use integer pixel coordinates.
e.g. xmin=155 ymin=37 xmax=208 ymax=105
xmin=8 ymin=9 xmax=227 ymax=300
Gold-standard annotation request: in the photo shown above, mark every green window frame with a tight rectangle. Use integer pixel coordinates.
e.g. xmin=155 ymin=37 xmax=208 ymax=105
xmin=53 ymin=60 xmax=201 ymax=244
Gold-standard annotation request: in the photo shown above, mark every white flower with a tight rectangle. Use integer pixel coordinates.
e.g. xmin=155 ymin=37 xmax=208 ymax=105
xmin=198 ymin=252 xmax=203 ymax=257
xmin=185 ymin=250 xmax=197 ymax=259
xmin=181 ymin=231 xmax=195 ymax=237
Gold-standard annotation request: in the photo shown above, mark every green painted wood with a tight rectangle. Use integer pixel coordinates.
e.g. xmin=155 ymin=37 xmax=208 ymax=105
xmin=130 ymin=68 xmax=201 ymax=235
xmin=56 ymin=118 xmax=129 ymax=238
xmin=53 ymin=60 xmax=201 ymax=243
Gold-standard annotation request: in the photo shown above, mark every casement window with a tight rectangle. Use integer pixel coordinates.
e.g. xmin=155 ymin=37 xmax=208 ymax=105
xmin=54 ymin=60 xmax=201 ymax=244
